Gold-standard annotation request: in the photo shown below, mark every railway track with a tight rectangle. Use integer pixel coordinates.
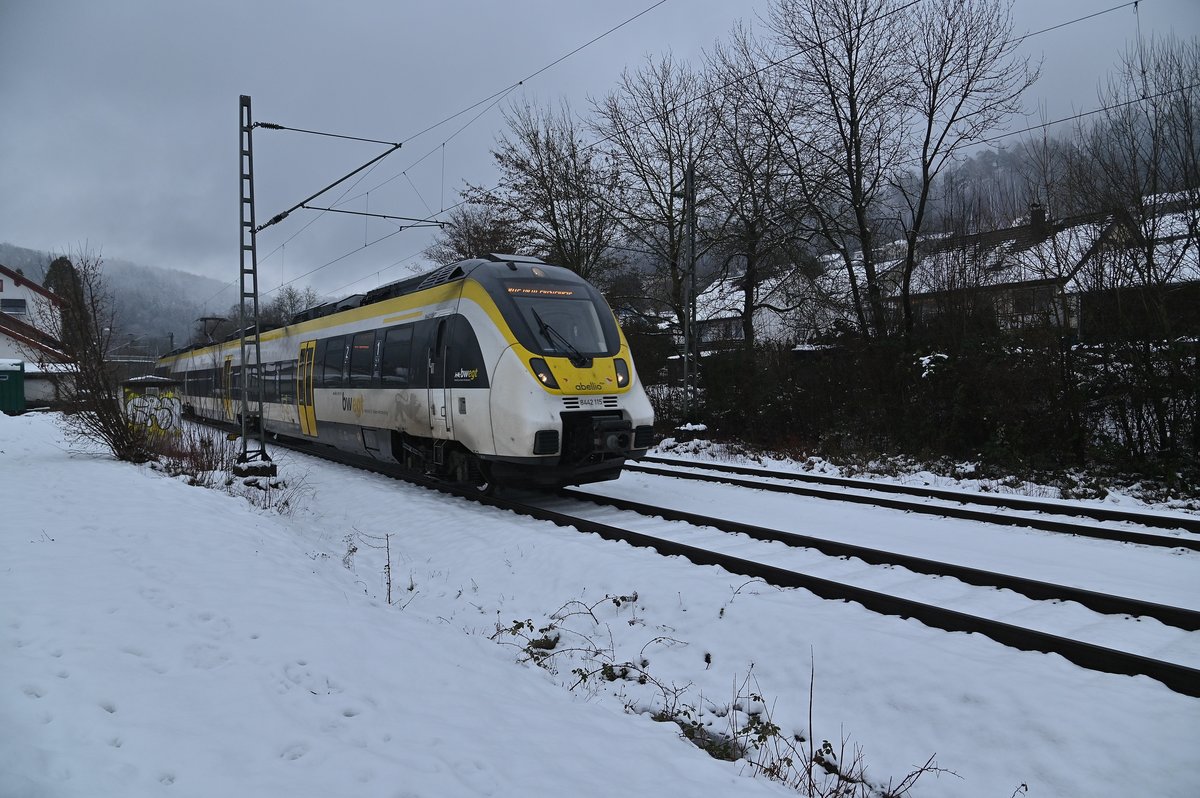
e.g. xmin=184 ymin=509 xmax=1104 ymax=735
xmin=629 ymin=457 xmax=1200 ymax=550
xmin=221 ymin=428 xmax=1200 ymax=698
xmin=527 ymin=489 xmax=1200 ymax=699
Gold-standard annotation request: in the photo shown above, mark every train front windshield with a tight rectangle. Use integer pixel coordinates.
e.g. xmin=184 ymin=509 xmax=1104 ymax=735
xmin=503 ymin=283 xmax=620 ymax=358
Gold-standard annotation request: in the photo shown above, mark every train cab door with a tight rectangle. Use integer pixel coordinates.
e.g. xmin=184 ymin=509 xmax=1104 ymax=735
xmin=221 ymin=356 xmax=233 ymax=421
xmin=297 ymin=340 xmax=318 ymax=436
xmin=426 ymin=317 xmax=453 ymax=438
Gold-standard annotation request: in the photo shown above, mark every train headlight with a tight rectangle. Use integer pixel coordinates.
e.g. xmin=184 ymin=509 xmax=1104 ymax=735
xmin=529 ymin=358 xmax=559 ymax=389
xmin=614 ymin=358 xmax=630 ymax=387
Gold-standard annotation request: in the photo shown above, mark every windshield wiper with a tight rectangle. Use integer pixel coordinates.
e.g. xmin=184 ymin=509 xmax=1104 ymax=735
xmin=531 ymin=308 xmax=589 ymax=367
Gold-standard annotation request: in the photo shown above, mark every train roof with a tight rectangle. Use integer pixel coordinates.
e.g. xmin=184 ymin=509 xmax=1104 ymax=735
xmin=163 ymin=255 xmax=593 ymax=362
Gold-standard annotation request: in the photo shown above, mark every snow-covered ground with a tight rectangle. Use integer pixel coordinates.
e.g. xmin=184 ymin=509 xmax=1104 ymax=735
xmin=3 ymin=412 xmax=1198 ymax=797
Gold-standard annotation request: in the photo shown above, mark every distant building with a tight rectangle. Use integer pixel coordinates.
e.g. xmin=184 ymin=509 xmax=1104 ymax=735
xmin=665 ymin=195 xmax=1199 ymax=352
xmin=691 ymin=273 xmax=795 ymax=351
xmin=894 ymin=197 xmax=1200 ymax=340
xmin=0 ymin=263 xmax=67 ymax=405
xmin=0 ymin=263 xmax=65 ymax=361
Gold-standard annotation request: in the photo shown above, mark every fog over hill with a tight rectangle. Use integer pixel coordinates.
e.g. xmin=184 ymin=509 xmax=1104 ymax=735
xmin=0 ymin=242 xmax=235 ymax=350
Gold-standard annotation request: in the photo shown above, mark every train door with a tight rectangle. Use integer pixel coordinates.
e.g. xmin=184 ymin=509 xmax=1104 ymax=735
xmin=426 ymin=317 xmax=453 ymax=437
xmin=297 ymin=340 xmax=318 ymax=436
xmin=221 ymin=356 xmax=233 ymax=421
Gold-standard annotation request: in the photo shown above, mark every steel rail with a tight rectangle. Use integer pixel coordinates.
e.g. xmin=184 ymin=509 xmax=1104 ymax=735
xmin=626 ymin=461 xmax=1200 ymax=551
xmin=207 ymin=425 xmax=1200 ymax=698
xmin=559 ymin=489 xmax=1200 ymax=631
xmin=639 ymin=456 xmax=1200 ymax=534
xmin=506 ymin=493 xmax=1200 ymax=699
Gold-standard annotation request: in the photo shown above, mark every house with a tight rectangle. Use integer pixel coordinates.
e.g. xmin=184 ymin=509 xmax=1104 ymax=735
xmin=665 ymin=195 xmax=1198 ymax=352
xmin=0 ymin=263 xmax=66 ymax=405
xmin=692 ymin=273 xmax=795 ymax=351
xmin=898 ymin=197 xmax=1200 ymax=340
xmin=687 ymin=258 xmax=864 ymax=352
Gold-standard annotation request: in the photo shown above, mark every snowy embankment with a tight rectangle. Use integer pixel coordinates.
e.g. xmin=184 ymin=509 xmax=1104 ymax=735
xmin=2 ymin=412 xmax=1198 ymax=797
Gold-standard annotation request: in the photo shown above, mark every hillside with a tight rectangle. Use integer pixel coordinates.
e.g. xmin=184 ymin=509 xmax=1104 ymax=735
xmin=0 ymin=243 xmax=233 ymax=348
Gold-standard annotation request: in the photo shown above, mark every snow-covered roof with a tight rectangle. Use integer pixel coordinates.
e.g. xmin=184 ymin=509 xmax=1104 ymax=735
xmin=0 ymin=263 xmax=60 ymax=305
xmin=909 ymin=204 xmax=1198 ymax=297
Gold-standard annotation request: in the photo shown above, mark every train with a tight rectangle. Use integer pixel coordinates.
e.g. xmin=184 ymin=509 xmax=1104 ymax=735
xmin=155 ymin=254 xmax=655 ymax=488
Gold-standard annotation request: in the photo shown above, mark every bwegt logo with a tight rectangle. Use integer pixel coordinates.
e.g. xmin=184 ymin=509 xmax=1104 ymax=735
xmin=454 ymin=368 xmax=479 ymax=382
xmin=341 ymin=395 xmax=364 ymax=416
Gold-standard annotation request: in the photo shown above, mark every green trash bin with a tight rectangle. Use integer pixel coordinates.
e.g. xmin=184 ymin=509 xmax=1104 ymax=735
xmin=0 ymin=359 xmax=25 ymax=415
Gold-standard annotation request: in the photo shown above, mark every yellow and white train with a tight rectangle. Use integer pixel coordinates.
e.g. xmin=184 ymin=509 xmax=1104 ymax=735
xmin=156 ymin=255 xmax=655 ymax=488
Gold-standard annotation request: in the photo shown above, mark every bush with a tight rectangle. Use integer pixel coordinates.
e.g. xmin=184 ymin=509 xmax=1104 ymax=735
xmin=689 ymin=333 xmax=1196 ymax=478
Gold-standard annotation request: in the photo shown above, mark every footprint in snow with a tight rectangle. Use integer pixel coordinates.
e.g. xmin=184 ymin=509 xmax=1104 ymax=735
xmin=22 ymin=685 xmax=45 ymax=699
xmin=192 ymin=612 xmax=233 ymax=639
xmin=138 ymin=587 xmax=176 ymax=611
xmin=280 ymin=743 xmax=308 ymax=761
xmin=281 ymin=661 xmax=342 ymax=696
xmin=184 ymin=643 xmax=230 ymax=670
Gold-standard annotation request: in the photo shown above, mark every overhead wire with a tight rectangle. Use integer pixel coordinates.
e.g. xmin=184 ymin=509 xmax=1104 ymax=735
xmin=430 ymin=0 xmax=1143 ymax=225
xmin=230 ymin=0 xmax=1156 ymax=311
xmin=975 ymin=81 xmax=1200 ymax=149
xmin=270 ymin=0 xmax=925 ymax=304
xmin=413 ymin=0 xmax=1161 ymax=282
xmin=396 ymin=0 xmax=668 ymax=145
xmin=197 ymin=2 xmax=668 ymax=313
xmin=244 ymin=1 xmax=669 ymax=308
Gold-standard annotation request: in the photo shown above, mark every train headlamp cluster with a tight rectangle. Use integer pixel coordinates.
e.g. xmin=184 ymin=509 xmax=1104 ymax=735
xmin=614 ymin=358 xmax=630 ymax=387
xmin=529 ymin=358 xmax=559 ymax=389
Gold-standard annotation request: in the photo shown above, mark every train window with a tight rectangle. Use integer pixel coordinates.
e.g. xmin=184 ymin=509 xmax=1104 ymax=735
xmin=446 ymin=315 xmax=489 ymax=388
xmin=409 ymin=321 xmax=432 ymax=389
xmin=262 ymin=362 xmax=278 ymax=403
xmin=321 ymin=336 xmax=347 ymax=388
xmin=348 ymin=331 xmax=375 ymax=388
xmin=380 ymin=325 xmax=413 ymax=387
xmin=278 ymin=360 xmax=297 ymax=403
xmin=505 ymin=291 xmax=613 ymax=358
xmin=245 ymin=364 xmax=259 ymax=399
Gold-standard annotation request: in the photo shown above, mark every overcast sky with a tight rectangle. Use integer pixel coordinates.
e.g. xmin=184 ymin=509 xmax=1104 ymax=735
xmin=2 ymin=0 xmax=1196 ymax=313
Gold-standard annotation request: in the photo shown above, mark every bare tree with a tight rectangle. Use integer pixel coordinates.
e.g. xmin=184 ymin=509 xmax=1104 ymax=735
xmin=260 ymin=285 xmax=323 ymax=327
xmin=26 ymin=251 xmax=155 ymax=462
xmin=893 ymin=0 xmax=1038 ymax=339
xmin=1070 ymin=36 xmax=1199 ymax=296
xmin=704 ymin=22 xmax=811 ymax=354
xmin=422 ymin=203 xmax=531 ymax=265
xmin=1066 ymin=36 xmax=1200 ymax=460
xmin=590 ymin=52 xmax=715 ymax=328
xmin=767 ymin=0 xmax=909 ymax=338
xmin=470 ymin=99 xmax=625 ymax=285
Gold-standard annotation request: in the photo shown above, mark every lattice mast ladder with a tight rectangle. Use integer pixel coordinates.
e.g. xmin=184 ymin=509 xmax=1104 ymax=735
xmin=236 ymin=94 xmax=275 ymax=476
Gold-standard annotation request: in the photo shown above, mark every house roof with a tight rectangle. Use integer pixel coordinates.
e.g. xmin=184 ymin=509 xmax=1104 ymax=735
xmin=0 ymin=310 xmax=67 ymax=361
xmin=904 ymin=198 xmax=1199 ymax=298
xmin=0 ymin=263 xmax=62 ymax=305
